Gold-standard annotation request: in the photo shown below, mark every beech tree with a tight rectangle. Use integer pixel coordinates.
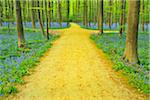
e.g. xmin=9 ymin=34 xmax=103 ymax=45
xmin=0 ymin=0 xmax=3 ymax=26
xmin=45 ymin=0 xmax=49 ymax=40
xmin=48 ymin=0 xmax=51 ymax=28
xmin=83 ymin=0 xmax=88 ymax=27
xmin=123 ymin=0 xmax=140 ymax=64
xmin=58 ymin=0 xmax=62 ymax=27
xmin=119 ymin=0 xmax=124 ymax=36
xmin=108 ymin=0 xmax=112 ymax=29
xmin=16 ymin=0 xmax=25 ymax=48
xmin=37 ymin=0 xmax=45 ymax=37
xmin=97 ymin=0 xmax=103 ymax=34
xmin=31 ymin=0 xmax=36 ymax=29
xmin=141 ymin=0 xmax=144 ymax=31
xmin=67 ymin=0 xmax=70 ymax=26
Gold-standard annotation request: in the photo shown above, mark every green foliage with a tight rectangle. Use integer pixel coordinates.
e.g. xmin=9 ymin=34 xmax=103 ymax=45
xmin=90 ymin=32 xmax=150 ymax=94
xmin=0 ymin=28 xmax=59 ymax=96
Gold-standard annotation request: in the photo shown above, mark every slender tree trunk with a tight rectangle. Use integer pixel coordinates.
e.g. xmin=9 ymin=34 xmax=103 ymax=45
xmin=23 ymin=0 xmax=26 ymax=27
xmin=55 ymin=1 xmax=58 ymax=22
xmin=45 ymin=0 xmax=49 ymax=40
xmin=31 ymin=0 xmax=36 ymax=29
xmin=122 ymin=0 xmax=126 ymax=32
xmin=11 ymin=0 xmax=14 ymax=25
xmin=51 ymin=0 xmax=53 ymax=23
xmin=141 ymin=0 xmax=144 ymax=31
xmin=37 ymin=0 xmax=45 ymax=37
xmin=41 ymin=1 xmax=44 ymax=26
xmin=108 ymin=0 xmax=112 ymax=29
xmin=83 ymin=0 xmax=88 ymax=27
xmin=7 ymin=0 xmax=10 ymax=32
xmin=123 ymin=0 xmax=140 ymax=64
xmin=0 ymin=0 xmax=3 ymax=26
xmin=58 ymin=0 xmax=62 ymax=27
xmin=115 ymin=0 xmax=118 ymax=28
xmin=119 ymin=0 xmax=124 ymax=36
xmin=67 ymin=0 xmax=70 ymax=26
xmin=98 ymin=0 xmax=103 ymax=34
xmin=77 ymin=0 xmax=80 ymax=22
xmin=89 ymin=0 xmax=91 ymax=26
xmin=94 ymin=0 xmax=97 ymax=24
xmin=16 ymin=0 xmax=25 ymax=48
xmin=48 ymin=0 xmax=51 ymax=28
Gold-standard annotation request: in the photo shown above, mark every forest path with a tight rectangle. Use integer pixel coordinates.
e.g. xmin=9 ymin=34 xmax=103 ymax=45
xmin=9 ymin=23 xmax=145 ymax=100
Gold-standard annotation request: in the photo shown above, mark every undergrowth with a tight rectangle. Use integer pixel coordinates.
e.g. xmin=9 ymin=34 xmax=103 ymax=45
xmin=0 ymin=28 xmax=59 ymax=96
xmin=90 ymin=32 xmax=149 ymax=94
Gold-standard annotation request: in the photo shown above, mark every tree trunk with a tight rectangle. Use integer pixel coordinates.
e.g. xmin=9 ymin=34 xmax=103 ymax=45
xmin=141 ymin=0 xmax=144 ymax=31
xmin=11 ymin=0 xmax=14 ymax=25
xmin=31 ymin=0 xmax=36 ymax=29
xmin=122 ymin=0 xmax=126 ymax=32
xmin=37 ymin=0 xmax=45 ymax=37
xmin=77 ymin=0 xmax=80 ymax=22
xmin=97 ymin=0 xmax=103 ymax=34
xmin=89 ymin=0 xmax=91 ymax=27
xmin=83 ymin=0 xmax=88 ymax=27
xmin=123 ymin=0 xmax=140 ymax=64
xmin=23 ymin=0 xmax=26 ymax=27
xmin=41 ymin=1 xmax=44 ymax=26
xmin=45 ymin=0 xmax=49 ymax=40
xmin=108 ymin=0 xmax=112 ymax=29
xmin=48 ymin=1 xmax=51 ymax=28
xmin=58 ymin=0 xmax=62 ymax=27
xmin=51 ymin=0 xmax=54 ymax=22
xmin=67 ymin=0 xmax=70 ymax=26
xmin=0 ymin=0 xmax=3 ymax=26
xmin=119 ymin=0 xmax=124 ymax=36
xmin=16 ymin=0 xmax=25 ymax=48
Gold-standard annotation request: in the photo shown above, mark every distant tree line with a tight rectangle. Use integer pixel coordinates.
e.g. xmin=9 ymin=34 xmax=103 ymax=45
xmin=0 ymin=0 xmax=149 ymax=64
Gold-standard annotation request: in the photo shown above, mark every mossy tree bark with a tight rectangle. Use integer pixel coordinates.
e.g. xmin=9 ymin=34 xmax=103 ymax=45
xmin=123 ymin=0 xmax=140 ymax=64
xmin=97 ymin=0 xmax=103 ymax=34
xmin=16 ymin=0 xmax=25 ymax=48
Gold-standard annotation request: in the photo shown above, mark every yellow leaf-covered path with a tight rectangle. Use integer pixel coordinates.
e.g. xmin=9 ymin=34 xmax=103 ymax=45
xmin=8 ymin=23 xmax=146 ymax=100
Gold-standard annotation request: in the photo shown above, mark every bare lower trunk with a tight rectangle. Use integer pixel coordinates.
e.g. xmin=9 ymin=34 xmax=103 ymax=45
xmin=123 ymin=0 xmax=140 ymax=64
xmin=16 ymin=0 xmax=25 ymax=48
xmin=97 ymin=0 xmax=103 ymax=34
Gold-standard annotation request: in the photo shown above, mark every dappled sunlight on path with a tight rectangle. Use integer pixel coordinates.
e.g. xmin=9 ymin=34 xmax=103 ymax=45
xmin=8 ymin=23 xmax=146 ymax=100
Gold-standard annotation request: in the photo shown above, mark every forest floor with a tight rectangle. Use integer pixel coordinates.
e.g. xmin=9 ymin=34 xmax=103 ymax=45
xmin=6 ymin=23 xmax=147 ymax=100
